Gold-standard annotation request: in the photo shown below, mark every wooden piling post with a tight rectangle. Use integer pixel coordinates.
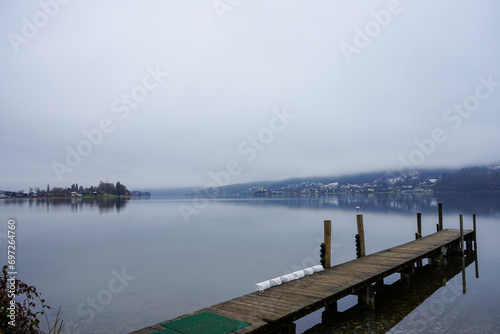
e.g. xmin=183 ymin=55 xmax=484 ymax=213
xmin=375 ymin=278 xmax=384 ymax=292
xmin=416 ymin=213 xmax=422 ymax=267
xmin=431 ymin=247 xmax=444 ymax=268
xmin=279 ymin=322 xmax=296 ymax=334
xmin=325 ymin=300 xmax=338 ymax=314
xmin=473 ymin=214 xmax=479 ymax=279
xmin=324 ymin=220 xmax=331 ymax=268
xmin=401 ymin=269 xmax=411 ymax=284
xmin=459 ymin=214 xmax=464 ymax=255
xmin=416 ymin=213 xmax=422 ymax=240
xmin=356 ymin=215 xmax=366 ymax=257
xmin=438 ymin=203 xmax=443 ymax=231
xmin=271 ymin=322 xmax=296 ymax=334
xmin=460 ymin=214 xmax=466 ymax=294
xmin=359 ymin=286 xmax=375 ymax=310
xmin=473 ymin=214 xmax=477 ymax=251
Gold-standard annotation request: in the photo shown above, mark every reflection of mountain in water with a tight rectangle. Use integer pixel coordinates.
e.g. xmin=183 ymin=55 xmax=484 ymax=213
xmin=1 ymin=197 xmax=130 ymax=213
xmin=221 ymin=193 xmax=500 ymax=217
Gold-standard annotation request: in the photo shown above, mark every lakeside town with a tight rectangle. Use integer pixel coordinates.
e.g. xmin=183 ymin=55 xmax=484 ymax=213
xmin=250 ymin=173 xmax=436 ymax=197
xmin=222 ymin=171 xmax=438 ymax=198
xmin=194 ymin=166 xmax=500 ymax=198
xmin=0 ymin=181 xmax=150 ymax=199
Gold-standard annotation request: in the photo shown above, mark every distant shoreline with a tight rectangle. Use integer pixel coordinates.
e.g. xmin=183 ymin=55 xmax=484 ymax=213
xmin=0 ymin=195 xmax=148 ymax=200
xmin=1 ymin=190 xmax=498 ymax=200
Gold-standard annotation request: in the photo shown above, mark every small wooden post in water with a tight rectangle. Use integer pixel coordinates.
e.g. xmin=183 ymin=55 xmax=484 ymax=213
xmin=460 ymin=214 xmax=464 ymax=255
xmin=356 ymin=215 xmax=366 ymax=257
xmin=460 ymin=214 xmax=466 ymax=294
xmin=473 ymin=214 xmax=477 ymax=251
xmin=416 ymin=213 xmax=422 ymax=240
xmin=473 ymin=214 xmax=479 ymax=279
xmin=323 ymin=219 xmax=338 ymax=314
xmin=438 ymin=203 xmax=443 ymax=231
xmin=324 ymin=220 xmax=331 ymax=268
xmin=356 ymin=214 xmax=373 ymax=309
xmin=472 ymin=214 xmax=477 ymax=251
xmin=416 ymin=213 xmax=422 ymax=267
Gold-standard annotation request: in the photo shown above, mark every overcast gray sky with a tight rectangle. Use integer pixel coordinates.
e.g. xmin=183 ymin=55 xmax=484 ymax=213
xmin=1 ymin=0 xmax=500 ymax=190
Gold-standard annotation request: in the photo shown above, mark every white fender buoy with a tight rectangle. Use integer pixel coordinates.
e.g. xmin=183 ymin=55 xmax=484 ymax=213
xmin=256 ymin=280 xmax=271 ymax=292
xmin=311 ymin=265 xmax=324 ymax=272
xmin=256 ymin=265 xmax=324 ymax=292
xmin=292 ymin=270 xmax=305 ymax=279
xmin=280 ymin=273 xmax=296 ymax=282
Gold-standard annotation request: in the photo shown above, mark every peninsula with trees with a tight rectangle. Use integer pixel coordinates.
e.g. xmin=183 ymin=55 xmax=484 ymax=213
xmin=0 ymin=181 xmax=150 ymax=199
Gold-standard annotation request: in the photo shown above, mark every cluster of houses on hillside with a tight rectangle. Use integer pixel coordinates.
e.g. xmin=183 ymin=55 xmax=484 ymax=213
xmin=0 ymin=191 xmax=32 ymax=198
xmin=250 ymin=173 xmax=438 ymax=197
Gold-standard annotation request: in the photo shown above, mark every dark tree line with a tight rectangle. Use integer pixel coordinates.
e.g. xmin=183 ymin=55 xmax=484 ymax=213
xmin=3 ymin=181 xmax=130 ymax=198
xmin=433 ymin=167 xmax=500 ymax=192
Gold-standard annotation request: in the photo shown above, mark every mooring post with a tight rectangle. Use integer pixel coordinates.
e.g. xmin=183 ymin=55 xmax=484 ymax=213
xmin=473 ymin=214 xmax=479 ymax=279
xmin=459 ymin=214 xmax=464 ymax=255
xmin=324 ymin=220 xmax=331 ymax=268
xmin=355 ymin=214 xmax=373 ymax=309
xmin=438 ymin=203 xmax=443 ymax=231
xmin=416 ymin=213 xmax=422 ymax=240
xmin=460 ymin=214 xmax=466 ymax=294
xmin=356 ymin=214 xmax=366 ymax=257
xmin=416 ymin=213 xmax=422 ymax=268
xmin=473 ymin=214 xmax=477 ymax=251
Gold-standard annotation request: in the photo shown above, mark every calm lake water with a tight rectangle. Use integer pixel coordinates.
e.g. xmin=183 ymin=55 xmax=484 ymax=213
xmin=1 ymin=193 xmax=499 ymax=333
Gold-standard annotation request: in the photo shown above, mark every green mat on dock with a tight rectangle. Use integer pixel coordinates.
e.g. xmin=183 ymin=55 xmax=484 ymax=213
xmin=160 ymin=312 xmax=251 ymax=334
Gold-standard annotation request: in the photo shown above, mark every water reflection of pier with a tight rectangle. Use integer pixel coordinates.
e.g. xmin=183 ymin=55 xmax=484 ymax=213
xmin=305 ymin=251 xmax=477 ymax=334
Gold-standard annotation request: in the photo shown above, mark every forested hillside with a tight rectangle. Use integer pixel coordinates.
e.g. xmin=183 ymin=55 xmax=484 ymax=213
xmin=433 ymin=167 xmax=500 ymax=192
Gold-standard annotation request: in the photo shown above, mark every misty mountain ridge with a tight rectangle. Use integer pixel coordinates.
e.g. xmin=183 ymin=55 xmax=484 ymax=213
xmin=3 ymin=165 xmax=498 ymax=197
xmin=149 ymin=164 xmax=500 ymax=196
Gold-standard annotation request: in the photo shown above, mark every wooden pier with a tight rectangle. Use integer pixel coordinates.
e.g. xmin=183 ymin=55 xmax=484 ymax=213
xmin=131 ymin=218 xmax=476 ymax=334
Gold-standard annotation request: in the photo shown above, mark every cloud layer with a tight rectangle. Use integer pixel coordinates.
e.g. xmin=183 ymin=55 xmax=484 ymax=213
xmin=1 ymin=0 xmax=500 ymax=190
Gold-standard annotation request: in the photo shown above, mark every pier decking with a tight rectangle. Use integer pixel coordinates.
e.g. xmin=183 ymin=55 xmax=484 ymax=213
xmin=131 ymin=228 xmax=475 ymax=334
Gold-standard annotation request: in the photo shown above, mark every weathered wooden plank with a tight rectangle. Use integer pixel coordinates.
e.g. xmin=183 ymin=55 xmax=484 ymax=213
xmin=212 ymin=301 xmax=285 ymax=323
xmin=229 ymin=297 xmax=293 ymax=317
xmin=234 ymin=295 xmax=304 ymax=315
xmin=203 ymin=307 xmax=267 ymax=333
xmin=244 ymin=290 xmax=320 ymax=307
xmin=263 ymin=283 xmax=333 ymax=300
